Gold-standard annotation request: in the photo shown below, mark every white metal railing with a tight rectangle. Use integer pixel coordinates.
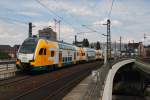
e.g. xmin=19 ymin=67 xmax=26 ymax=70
xmin=0 ymin=60 xmax=16 ymax=72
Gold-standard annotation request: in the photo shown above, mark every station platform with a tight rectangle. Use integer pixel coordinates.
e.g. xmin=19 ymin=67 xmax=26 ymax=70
xmin=63 ymin=74 xmax=94 ymax=100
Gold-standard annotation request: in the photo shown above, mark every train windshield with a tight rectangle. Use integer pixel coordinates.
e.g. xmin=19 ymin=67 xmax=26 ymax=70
xmin=19 ymin=39 xmax=38 ymax=54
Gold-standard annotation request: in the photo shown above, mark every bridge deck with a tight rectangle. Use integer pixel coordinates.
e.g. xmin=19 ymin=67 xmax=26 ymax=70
xmin=63 ymin=58 xmax=150 ymax=100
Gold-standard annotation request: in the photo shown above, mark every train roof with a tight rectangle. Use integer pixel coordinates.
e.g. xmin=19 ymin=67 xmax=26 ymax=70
xmin=23 ymin=37 xmax=39 ymax=43
xmin=24 ymin=37 xmax=99 ymax=51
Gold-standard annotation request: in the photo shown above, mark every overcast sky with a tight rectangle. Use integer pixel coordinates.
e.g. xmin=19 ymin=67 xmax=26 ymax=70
xmin=0 ymin=0 xmax=150 ymax=46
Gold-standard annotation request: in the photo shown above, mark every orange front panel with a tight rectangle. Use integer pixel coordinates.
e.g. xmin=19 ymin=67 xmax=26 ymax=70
xmin=31 ymin=39 xmax=58 ymax=67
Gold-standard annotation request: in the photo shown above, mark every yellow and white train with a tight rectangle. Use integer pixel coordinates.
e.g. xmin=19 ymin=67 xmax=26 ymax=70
xmin=16 ymin=37 xmax=102 ymax=71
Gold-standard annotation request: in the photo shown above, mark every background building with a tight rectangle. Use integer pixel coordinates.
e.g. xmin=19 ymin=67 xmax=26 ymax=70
xmin=39 ymin=27 xmax=57 ymax=41
xmin=0 ymin=45 xmax=20 ymax=59
xmin=128 ymin=42 xmax=146 ymax=57
xmin=145 ymin=45 xmax=150 ymax=58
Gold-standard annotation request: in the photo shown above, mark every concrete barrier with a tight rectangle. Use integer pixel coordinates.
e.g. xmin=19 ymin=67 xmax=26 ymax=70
xmin=102 ymin=59 xmax=135 ymax=100
xmin=0 ymin=62 xmax=17 ymax=80
xmin=0 ymin=69 xmax=17 ymax=80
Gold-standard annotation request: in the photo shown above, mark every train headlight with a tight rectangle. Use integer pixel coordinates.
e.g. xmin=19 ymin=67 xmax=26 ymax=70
xmin=29 ymin=59 xmax=35 ymax=66
xmin=16 ymin=59 xmax=21 ymax=65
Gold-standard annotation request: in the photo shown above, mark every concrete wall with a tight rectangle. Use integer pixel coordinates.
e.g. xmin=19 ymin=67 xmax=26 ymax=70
xmin=102 ymin=59 xmax=135 ymax=100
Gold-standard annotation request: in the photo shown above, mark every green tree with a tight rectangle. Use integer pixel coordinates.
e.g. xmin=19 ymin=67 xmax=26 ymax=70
xmin=82 ymin=38 xmax=86 ymax=47
xmin=90 ymin=43 xmax=94 ymax=48
xmin=85 ymin=39 xmax=89 ymax=47
xmin=0 ymin=51 xmax=11 ymax=60
xmin=82 ymin=38 xmax=89 ymax=47
xmin=96 ymin=41 xmax=101 ymax=50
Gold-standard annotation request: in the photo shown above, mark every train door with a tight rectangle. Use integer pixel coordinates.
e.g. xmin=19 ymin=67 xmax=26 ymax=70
xmin=74 ymin=52 xmax=76 ymax=60
xmin=58 ymin=51 xmax=62 ymax=67
xmin=43 ymin=48 xmax=47 ymax=65
xmin=74 ymin=51 xmax=76 ymax=64
xmin=38 ymin=48 xmax=45 ymax=66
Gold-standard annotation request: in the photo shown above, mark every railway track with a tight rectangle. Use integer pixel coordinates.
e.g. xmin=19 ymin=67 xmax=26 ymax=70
xmin=0 ymin=75 xmax=30 ymax=86
xmin=43 ymin=70 xmax=90 ymax=100
xmin=0 ymin=61 xmax=102 ymax=100
xmin=11 ymin=67 xmax=92 ymax=100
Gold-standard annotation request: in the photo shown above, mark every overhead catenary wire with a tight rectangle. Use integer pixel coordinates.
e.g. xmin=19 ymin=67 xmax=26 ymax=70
xmin=0 ymin=16 xmax=28 ymax=25
xmin=53 ymin=0 xmax=90 ymax=29
xmin=82 ymin=25 xmax=106 ymax=35
xmin=108 ymin=0 xmax=115 ymax=18
xmin=35 ymin=0 xmax=63 ymax=20
xmin=81 ymin=0 xmax=116 ymax=33
xmin=35 ymin=0 xmax=82 ymax=32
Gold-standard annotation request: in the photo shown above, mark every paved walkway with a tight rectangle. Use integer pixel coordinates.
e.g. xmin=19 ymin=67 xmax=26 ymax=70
xmin=63 ymin=75 xmax=92 ymax=100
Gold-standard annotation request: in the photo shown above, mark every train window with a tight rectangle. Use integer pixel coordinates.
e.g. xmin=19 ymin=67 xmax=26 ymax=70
xmin=82 ymin=53 xmax=84 ymax=56
xmin=51 ymin=51 xmax=54 ymax=57
xmin=44 ymin=48 xmax=46 ymax=55
xmin=63 ymin=57 xmax=65 ymax=62
xmin=59 ymin=44 xmax=62 ymax=49
xmin=68 ymin=57 xmax=69 ymax=61
xmin=70 ymin=57 xmax=72 ymax=61
xmin=59 ymin=52 xmax=62 ymax=61
xmin=39 ymin=48 xmax=44 ymax=55
xmin=74 ymin=52 xmax=76 ymax=59
xmin=19 ymin=38 xmax=38 ymax=54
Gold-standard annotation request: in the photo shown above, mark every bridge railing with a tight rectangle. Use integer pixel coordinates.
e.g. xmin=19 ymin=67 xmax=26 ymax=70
xmin=0 ymin=60 xmax=16 ymax=72
xmin=83 ymin=58 xmax=132 ymax=100
xmin=82 ymin=62 xmax=110 ymax=100
xmin=135 ymin=57 xmax=150 ymax=64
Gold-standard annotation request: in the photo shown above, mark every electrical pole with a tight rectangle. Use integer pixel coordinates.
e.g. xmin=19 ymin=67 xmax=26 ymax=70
xmin=75 ymin=35 xmax=77 ymax=45
xmin=107 ymin=19 xmax=111 ymax=61
xmin=114 ymin=40 xmax=117 ymax=60
xmin=29 ymin=22 xmax=32 ymax=38
xmin=119 ymin=36 xmax=122 ymax=57
xmin=54 ymin=19 xmax=57 ymax=32
xmin=54 ymin=19 xmax=61 ymax=41
xmin=144 ymin=34 xmax=146 ymax=45
xmin=58 ymin=20 xmax=61 ymax=41
xmin=132 ymin=40 xmax=134 ymax=43
xmin=103 ymin=19 xmax=111 ymax=64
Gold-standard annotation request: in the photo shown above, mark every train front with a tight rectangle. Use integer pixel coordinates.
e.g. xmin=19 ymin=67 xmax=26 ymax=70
xmin=16 ymin=38 xmax=38 ymax=71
